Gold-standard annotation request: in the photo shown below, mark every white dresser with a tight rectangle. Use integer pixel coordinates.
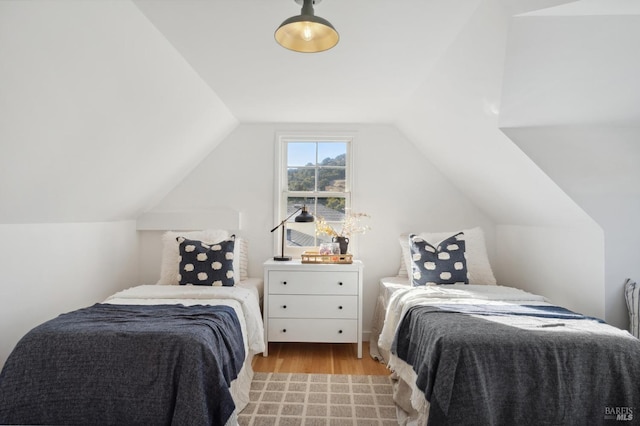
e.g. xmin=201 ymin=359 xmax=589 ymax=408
xmin=263 ymin=259 xmax=363 ymax=358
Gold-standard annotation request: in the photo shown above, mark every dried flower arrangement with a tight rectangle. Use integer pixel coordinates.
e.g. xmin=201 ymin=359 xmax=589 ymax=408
xmin=315 ymin=210 xmax=371 ymax=238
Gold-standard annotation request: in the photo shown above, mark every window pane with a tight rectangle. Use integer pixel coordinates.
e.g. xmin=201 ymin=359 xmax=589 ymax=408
xmin=287 ymin=224 xmax=315 ymax=247
xmin=318 ymin=142 xmax=346 ymax=166
xmin=288 ymin=142 xmax=316 ymax=167
xmin=317 ymin=197 xmax=345 ymax=221
xmin=318 ymin=168 xmax=346 ymax=192
xmin=279 ymin=137 xmax=351 ymax=252
xmin=287 ymin=168 xmax=315 ymax=191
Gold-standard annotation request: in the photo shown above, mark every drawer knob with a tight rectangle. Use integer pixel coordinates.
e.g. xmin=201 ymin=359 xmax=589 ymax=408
xmin=282 ymin=329 xmax=287 ymax=333
xmin=338 ymin=282 xmax=343 ymax=286
xmin=282 ymin=305 xmax=287 ymax=309
xmin=338 ymin=330 xmax=343 ymax=334
xmin=338 ymin=306 xmax=343 ymax=310
xmin=282 ymin=281 xmax=287 ymax=285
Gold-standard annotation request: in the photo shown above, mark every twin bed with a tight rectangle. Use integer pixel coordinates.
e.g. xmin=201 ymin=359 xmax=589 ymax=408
xmin=371 ymin=227 xmax=640 ymax=425
xmin=0 ymin=229 xmax=264 ymax=426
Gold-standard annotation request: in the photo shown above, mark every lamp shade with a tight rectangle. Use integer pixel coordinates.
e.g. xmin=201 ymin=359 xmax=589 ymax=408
xmin=294 ymin=205 xmax=315 ymax=222
xmin=275 ymin=0 xmax=339 ymax=53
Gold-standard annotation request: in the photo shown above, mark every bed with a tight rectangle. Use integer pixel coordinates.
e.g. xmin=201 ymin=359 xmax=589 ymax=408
xmin=0 ymin=228 xmax=264 ymax=426
xmin=371 ymin=228 xmax=640 ymax=425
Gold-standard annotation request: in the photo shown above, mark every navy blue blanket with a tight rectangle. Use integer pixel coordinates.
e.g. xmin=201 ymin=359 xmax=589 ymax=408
xmin=392 ymin=304 xmax=640 ymax=426
xmin=0 ymin=303 xmax=245 ymax=425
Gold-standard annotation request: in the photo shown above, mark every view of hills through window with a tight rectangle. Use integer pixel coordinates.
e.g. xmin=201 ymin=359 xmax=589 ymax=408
xmin=285 ymin=141 xmax=349 ymax=247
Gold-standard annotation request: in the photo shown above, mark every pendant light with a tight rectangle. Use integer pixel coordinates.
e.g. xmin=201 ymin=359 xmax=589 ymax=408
xmin=275 ymin=0 xmax=339 ymax=53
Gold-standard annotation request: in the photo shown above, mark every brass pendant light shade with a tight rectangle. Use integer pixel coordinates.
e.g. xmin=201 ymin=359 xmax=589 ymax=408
xmin=275 ymin=0 xmax=339 ymax=53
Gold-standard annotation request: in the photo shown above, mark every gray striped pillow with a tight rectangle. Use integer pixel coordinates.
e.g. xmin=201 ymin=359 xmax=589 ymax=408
xmin=624 ymin=278 xmax=639 ymax=338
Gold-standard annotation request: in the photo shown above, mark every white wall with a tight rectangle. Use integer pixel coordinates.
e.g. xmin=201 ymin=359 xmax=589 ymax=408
xmin=502 ymin=126 xmax=640 ymax=329
xmin=596 ymin=195 xmax=640 ymax=328
xmin=0 ymin=221 xmax=138 ymax=367
xmin=139 ymin=122 xmax=496 ymax=339
xmin=496 ymin=224 xmax=605 ymax=319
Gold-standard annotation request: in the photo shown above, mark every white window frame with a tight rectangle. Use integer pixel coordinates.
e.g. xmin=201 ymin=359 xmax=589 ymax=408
xmin=273 ymin=132 xmax=355 ymax=259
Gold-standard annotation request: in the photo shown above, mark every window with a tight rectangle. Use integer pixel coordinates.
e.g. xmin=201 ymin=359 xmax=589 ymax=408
xmin=274 ymin=133 xmax=354 ymax=257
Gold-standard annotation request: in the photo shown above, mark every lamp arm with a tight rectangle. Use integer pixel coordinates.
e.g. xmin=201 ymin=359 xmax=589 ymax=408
xmin=270 ymin=207 xmax=302 ymax=233
xmin=270 ymin=207 xmax=303 ymax=261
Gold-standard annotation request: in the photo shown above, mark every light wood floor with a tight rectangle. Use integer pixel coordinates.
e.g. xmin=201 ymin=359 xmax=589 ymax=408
xmin=252 ymin=342 xmax=390 ymax=376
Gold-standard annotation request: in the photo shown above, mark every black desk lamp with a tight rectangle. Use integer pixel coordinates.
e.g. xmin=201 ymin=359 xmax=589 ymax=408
xmin=270 ymin=205 xmax=315 ymax=261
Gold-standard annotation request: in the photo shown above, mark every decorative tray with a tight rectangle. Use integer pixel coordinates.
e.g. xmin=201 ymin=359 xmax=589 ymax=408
xmin=301 ymin=251 xmax=353 ymax=264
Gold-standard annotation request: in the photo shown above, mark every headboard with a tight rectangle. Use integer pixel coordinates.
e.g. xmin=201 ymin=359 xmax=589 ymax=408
xmin=135 ymin=208 xmax=243 ymax=285
xmin=136 ymin=208 xmax=241 ymax=232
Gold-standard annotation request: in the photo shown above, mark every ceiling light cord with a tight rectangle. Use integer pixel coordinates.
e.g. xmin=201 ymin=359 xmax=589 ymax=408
xmin=300 ymin=0 xmax=314 ymax=16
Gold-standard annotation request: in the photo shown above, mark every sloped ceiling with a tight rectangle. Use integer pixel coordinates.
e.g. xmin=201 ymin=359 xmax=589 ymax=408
xmin=0 ymin=1 xmax=237 ymax=223
xmin=132 ymin=0 xmax=484 ymax=123
xmin=499 ymin=0 xmax=640 ymax=221
xmin=393 ymin=0 xmax=598 ymax=229
xmin=0 ymin=0 xmax=636 ymax=229
xmin=501 ymin=1 xmax=640 ymax=128
xmin=134 ymin=0 xmax=592 ymax=230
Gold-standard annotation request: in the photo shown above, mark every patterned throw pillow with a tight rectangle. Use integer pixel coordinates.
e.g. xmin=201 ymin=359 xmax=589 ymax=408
xmin=177 ymin=235 xmax=235 ymax=286
xmin=409 ymin=232 xmax=468 ymax=286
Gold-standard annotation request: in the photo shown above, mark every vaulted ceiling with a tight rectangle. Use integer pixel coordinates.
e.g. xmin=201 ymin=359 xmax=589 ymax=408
xmin=0 ymin=0 xmax=638 ymax=228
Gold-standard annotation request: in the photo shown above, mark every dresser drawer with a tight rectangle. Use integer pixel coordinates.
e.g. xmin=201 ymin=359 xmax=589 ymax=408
xmin=268 ymin=319 xmax=357 ymax=343
xmin=268 ymin=271 xmax=358 ymax=295
xmin=268 ymin=295 xmax=357 ymax=319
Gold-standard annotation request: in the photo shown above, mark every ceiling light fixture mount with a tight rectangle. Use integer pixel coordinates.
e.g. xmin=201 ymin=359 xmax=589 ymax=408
xmin=275 ymin=0 xmax=339 ymax=53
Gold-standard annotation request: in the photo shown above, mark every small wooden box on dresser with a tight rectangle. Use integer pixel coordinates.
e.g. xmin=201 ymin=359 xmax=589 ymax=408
xmin=263 ymin=259 xmax=364 ymax=358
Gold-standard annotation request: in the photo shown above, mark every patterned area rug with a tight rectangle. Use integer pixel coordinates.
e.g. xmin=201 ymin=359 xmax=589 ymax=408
xmin=239 ymin=372 xmax=397 ymax=426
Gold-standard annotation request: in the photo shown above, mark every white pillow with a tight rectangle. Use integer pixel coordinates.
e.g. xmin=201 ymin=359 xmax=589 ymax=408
xmin=398 ymin=227 xmax=497 ymax=285
xmin=158 ymin=230 xmax=248 ymax=285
